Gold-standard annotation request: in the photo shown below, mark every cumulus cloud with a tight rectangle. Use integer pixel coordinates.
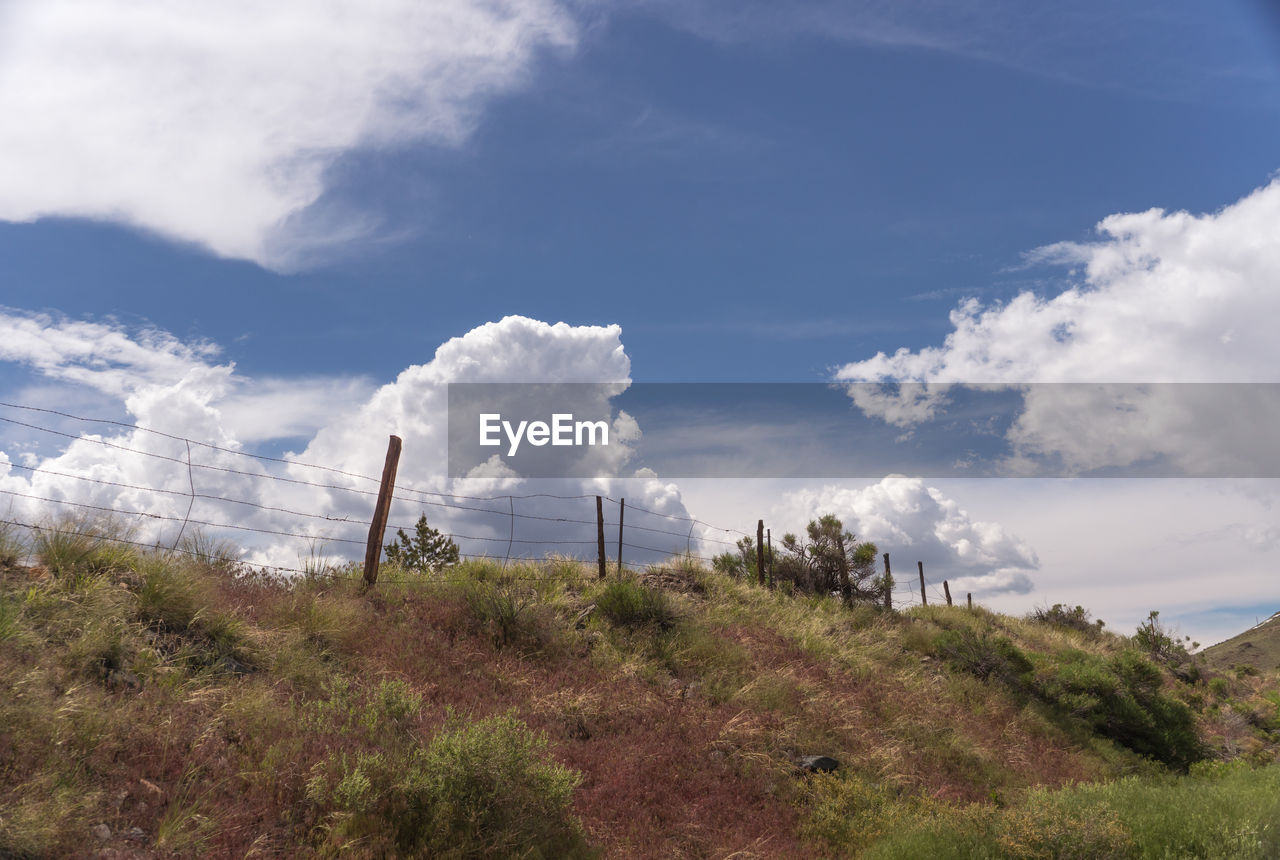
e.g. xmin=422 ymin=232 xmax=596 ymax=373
xmin=0 ymin=312 xmax=696 ymax=570
xmin=835 ymin=178 xmax=1280 ymax=475
xmin=0 ymin=0 xmax=575 ymax=269
xmin=775 ymin=476 xmax=1038 ymax=596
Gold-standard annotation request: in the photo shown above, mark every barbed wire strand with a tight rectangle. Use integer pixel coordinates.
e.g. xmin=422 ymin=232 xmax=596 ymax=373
xmin=1 ymin=401 xmax=942 ymax=584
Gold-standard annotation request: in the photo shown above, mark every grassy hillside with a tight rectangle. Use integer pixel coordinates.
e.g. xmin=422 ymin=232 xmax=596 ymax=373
xmin=1202 ymin=611 xmax=1280 ymax=674
xmin=2 ymin=518 xmax=1279 ymax=858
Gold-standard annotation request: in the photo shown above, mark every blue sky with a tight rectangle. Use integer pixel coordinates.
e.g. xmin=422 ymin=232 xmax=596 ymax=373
xmin=2 ymin=0 xmax=1278 ymax=382
xmin=1 ymin=0 xmax=1279 ymax=644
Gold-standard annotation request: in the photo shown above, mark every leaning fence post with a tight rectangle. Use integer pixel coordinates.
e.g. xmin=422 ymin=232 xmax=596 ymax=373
xmin=943 ymin=580 xmax=952 ymax=606
xmin=617 ymin=498 xmax=625 ymax=576
xmin=596 ymin=496 xmax=606 ymax=579
xmin=883 ymin=553 xmax=892 ymax=609
xmin=757 ymin=520 xmax=765 ymax=587
xmin=363 ymin=434 xmax=402 ymax=586
xmin=918 ymin=561 xmax=927 ymax=606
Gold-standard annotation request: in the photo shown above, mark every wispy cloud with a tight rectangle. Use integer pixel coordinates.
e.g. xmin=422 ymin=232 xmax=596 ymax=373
xmin=618 ymin=0 xmax=1280 ymax=104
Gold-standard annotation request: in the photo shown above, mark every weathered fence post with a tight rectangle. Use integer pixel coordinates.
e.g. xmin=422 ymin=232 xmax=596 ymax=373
xmin=967 ymin=592 xmax=973 ymax=610
xmin=757 ymin=520 xmax=765 ymax=587
xmin=617 ymin=498 xmax=625 ymax=576
xmin=363 ymin=434 xmax=402 ymax=586
xmin=767 ymin=528 xmax=773 ymax=588
xmin=918 ymin=561 xmax=927 ymax=606
xmin=838 ymin=533 xmax=852 ymax=606
xmin=596 ymin=496 xmax=606 ymax=579
xmin=943 ymin=580 xmax=952 ymax=606
xmin=883 ymin=553 xmax=892 ymax=609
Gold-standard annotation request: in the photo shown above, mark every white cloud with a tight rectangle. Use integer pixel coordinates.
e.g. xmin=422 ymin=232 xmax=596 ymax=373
xmin=835 ymin=178 xmax=1280 ymax=475
xmin=0 ymin=309 xmax=223 ymax=397
xmin=0 ymin=0 xmax=575 ymax=269
xmin=839 ymin=179 xmax=1280 ymax=386
xmin=0 ymin=312 xmax=697 ymax=570
xmin=774 ymin=476 xmax=1038 ymax=597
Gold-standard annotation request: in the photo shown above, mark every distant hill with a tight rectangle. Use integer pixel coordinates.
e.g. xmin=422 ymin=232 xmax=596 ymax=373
xmin=1202 ymin=610 xmax=1280 ymax=672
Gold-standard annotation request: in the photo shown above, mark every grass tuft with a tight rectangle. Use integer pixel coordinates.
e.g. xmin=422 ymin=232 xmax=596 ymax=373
xmin=595 ymin=575 xmax=679 ymax=630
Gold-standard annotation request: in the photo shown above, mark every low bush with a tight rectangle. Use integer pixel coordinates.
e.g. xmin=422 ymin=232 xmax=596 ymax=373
xmin=463 ymin=580 xmax=540 ymax=649
xmin=308 ymin=708 xmax=587 ymax=857
xmin=934 ymin=628 xmax=1034 ymax=689
xmin=1037 ymin=649 xmax=1202 ymax=770
xmin=1029 ymin=602 xmax=1105 ymax=635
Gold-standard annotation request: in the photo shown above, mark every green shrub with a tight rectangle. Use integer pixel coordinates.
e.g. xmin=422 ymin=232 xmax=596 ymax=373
xmin=1133 ymin=610 xmax=1192 ymax=668
xmin=802 ymin=773 xmax=911 ymax=852
xmin=596 ymin=576 xmax=678 ymax=630
xmin=310 ymin=710 xmax=587 ymax=857
xmin=1028 ymin=602 xmax=1105 ymax=634
xmin=1037 ymin=650 xmax=1202 ymax=770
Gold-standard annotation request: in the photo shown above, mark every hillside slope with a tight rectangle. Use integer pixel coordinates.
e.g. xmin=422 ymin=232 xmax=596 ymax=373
xmin=1202 ymin=611 xmax=1280 ymax=673
xmin=1 ymin=520 xmax=1279 ymax=857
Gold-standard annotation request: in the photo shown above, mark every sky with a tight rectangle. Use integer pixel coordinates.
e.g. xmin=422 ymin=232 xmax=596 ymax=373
xmin=1 ymin=0 xmax=1279 ymax=646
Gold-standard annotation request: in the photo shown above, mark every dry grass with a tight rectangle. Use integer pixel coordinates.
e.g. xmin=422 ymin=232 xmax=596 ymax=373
xmin=2 ymin=523 xmax=1279 ymax=857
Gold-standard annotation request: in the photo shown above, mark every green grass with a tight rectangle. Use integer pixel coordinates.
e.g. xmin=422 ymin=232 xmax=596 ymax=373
xmin=850 ymin=761 xmax=1280 ymax=859
xmin=0 ymin=520 xmax=25 ymax=568
xmin=594 ymin=574 xmax=679 ymax=629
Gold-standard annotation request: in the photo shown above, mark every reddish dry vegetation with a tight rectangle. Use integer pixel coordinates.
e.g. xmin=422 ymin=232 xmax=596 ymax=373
xmin=328 ymin=586 xmax=807 ymax=857
xmin=4 ymin=553 xmax=1278 ymax=858
xmin=1 ymin=562 xmax=806 ymax=857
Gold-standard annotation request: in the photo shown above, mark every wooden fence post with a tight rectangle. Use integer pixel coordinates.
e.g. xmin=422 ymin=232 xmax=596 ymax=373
xmin=838 ymin=534 xmax=851 ymax=606
xmin=363 ymin=434 xmax=402 ymax=586
xmin=918 ymin=561 xmax=927 ymax=606
xmin=967 ymin=592 xmax=973 ymax=610
xmin=617 ymin=498 xmax=625 ymax=576
xmin=766 ymin=529 xmax=773 ymax=588
xmin=943 ymin=580 xmax=952 ymax=606
xmin=757 ymin=520 xmax=765 ymax=587
xmin=882 ymin=553 xmax=892 ymax=609
xmin=596 ymin=496 xmax=606 ymax=579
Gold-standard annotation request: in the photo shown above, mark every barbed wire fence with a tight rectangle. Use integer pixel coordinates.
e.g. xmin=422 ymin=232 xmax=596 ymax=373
xmin=0 ymin=400 xmax=974 ymax=607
